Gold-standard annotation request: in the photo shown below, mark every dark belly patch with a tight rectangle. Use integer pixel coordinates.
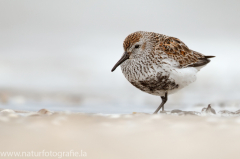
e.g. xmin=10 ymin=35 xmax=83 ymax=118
xmin=130 ymin=72 xmax=179 ymax=93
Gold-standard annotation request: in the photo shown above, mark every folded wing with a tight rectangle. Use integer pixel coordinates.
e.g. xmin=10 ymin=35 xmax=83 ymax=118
xmin=159 ymin=36 xmax=215 ymax=68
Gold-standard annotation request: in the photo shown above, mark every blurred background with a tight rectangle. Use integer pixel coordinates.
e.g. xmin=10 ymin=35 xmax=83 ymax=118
xmin=0 ymin=0 xmax=239 ymax=113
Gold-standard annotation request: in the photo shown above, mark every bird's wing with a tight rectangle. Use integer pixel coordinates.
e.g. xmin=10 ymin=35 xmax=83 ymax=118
xmin=158 ymin=36 xmax=214 ymax=67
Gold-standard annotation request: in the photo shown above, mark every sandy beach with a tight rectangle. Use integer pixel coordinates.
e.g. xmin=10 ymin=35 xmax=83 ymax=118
xmin=0 ymin=108 xmax=240 ymax=159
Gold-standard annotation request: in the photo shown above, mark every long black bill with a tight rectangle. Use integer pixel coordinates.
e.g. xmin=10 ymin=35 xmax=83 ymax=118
xmin=111 ymin=52 xmax=129 ymax=72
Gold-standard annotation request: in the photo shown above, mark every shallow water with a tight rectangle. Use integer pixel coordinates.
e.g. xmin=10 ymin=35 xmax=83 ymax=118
xmin=0 ymin=97 xmax=239 ymax=115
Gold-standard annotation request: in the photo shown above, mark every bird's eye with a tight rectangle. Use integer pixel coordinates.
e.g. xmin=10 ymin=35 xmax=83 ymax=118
xmin=135 ymin=45 xmax=140 ymax=49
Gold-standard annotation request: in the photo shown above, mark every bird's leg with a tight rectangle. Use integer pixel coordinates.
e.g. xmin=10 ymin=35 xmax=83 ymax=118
xmin=153 ymin=92 xmax=168 ymax=114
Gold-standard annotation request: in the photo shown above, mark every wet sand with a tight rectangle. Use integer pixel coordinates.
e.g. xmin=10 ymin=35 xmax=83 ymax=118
xmin=1 ymin=108 xmax=240 ymax=159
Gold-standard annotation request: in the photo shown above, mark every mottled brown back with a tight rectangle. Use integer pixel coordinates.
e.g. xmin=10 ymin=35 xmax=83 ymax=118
xmin=155 ymin=35 xmax=213 ymax=67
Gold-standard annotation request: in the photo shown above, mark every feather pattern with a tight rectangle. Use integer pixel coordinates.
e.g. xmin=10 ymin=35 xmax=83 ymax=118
xmin=117 ymin=31 xmax=215 ymax=96
xmin=156 ymin=36 xmax=214 ymax=68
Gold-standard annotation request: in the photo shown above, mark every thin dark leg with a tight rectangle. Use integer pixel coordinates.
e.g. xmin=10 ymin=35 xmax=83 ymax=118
xmin=153 ymin=92 xmax=168 ymax=114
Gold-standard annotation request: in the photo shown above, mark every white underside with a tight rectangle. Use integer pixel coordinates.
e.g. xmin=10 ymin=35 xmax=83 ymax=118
xmin=142 ymin=65 xmax=199 ymax=96
xmin=166 ymin=66 xmax=198 ymax=95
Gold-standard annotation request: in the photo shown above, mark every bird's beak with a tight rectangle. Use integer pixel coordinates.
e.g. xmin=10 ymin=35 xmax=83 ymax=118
xmin=111 ymin=52 xmax=130 ymax=72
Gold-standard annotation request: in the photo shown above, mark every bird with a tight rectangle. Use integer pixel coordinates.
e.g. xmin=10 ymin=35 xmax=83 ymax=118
xmin=111 ymin=31 xmax=214 ymax=114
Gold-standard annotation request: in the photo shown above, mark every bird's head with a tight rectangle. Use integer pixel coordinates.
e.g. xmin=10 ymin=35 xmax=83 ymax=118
xmin=111 ymin=31 xmax=152 ymax=72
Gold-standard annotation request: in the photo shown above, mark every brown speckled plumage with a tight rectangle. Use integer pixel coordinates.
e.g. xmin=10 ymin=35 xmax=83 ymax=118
xmin=112 ymin=31 xmax=214 ymax=112
xmin=122 ymin=32 xmax=213 ymax=69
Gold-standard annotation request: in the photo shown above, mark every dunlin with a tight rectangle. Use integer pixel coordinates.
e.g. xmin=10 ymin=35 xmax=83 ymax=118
xmin=111 ymin=31 xmax=214 ymax=113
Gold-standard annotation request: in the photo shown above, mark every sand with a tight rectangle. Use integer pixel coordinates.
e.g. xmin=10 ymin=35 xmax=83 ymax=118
xmin=1 ymin=107 xmax=240 ymax=159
